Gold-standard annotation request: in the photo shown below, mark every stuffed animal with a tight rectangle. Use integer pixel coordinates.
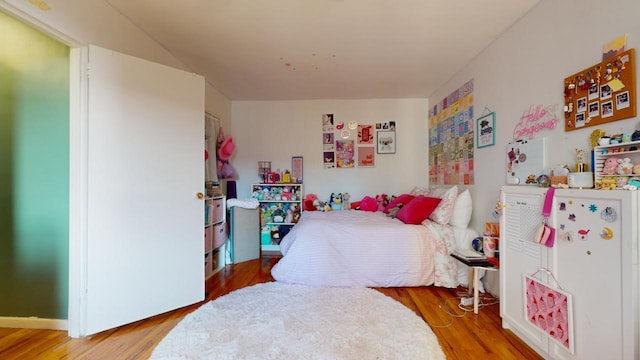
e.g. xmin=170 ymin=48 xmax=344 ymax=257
xmin=331 ymin=193 xmax=343 ymax=211
xmin=342 ymin=193 xmax=351 ymax=210
xmin=290 ymin=204 xmax=301 ymax=223
xmin=602 ymin=157 xmax=619 ymax=175
xmin=359 ymin=196 xmax=378 ymax=212
xmin=313 ymin=198 xmax=325 ymax=211
xmin=617 ymin=158 xmax=633 ymax=175
xmin=304 ymin=193 xmax=318 ymax=211
xmin=385 ymin=203 xmax=403 ymax=218
xmin=633 ymin=164 xmax=640 ymax=175
xmin=616 ymin=176 xmax=629 ymax=188
xmin=376 ymin=194 xmax=393 ymax=212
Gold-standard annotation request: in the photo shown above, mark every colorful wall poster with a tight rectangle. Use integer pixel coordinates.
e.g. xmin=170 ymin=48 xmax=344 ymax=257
xmin=428 ymin=79 xmax=475 ymax=185
xmin=336 ymin=140 xmax=355 ymax=168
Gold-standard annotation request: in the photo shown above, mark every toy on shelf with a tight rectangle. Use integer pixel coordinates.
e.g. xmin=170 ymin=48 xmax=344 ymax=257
xmin=617 ymin=158 xmax=633 ymax=175
xmin=602 ymin=157 xmax=619 ymax=175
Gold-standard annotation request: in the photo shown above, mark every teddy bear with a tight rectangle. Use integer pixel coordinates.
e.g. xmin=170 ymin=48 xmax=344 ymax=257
xmin=617 ymin=158 xmax=633 ymax=175
xmin=602 ymin=157 xmax=619 ymax=175
xmin=633 ymin=164 xmax=640 ymax=175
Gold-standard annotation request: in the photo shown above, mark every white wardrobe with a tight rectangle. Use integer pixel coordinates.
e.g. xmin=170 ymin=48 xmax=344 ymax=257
xmin=500 ymin=186 xmax=638 ymax=359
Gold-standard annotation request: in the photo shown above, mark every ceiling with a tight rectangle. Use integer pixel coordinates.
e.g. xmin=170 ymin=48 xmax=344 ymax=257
xmin=106 ymin=0 xmax=540 ymax=101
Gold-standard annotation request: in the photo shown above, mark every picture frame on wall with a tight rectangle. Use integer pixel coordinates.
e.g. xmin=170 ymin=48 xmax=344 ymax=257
xmin=476 ymin=112 xmax=495 ymax=148
xmin=376 ymin=130 xmax=396 ymax=154
xmin=291 ymin=156 xmax=303 ymax=183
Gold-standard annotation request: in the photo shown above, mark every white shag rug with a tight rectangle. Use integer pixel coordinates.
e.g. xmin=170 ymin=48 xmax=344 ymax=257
xmin=150 ymin=282 xmax=445 ymax=359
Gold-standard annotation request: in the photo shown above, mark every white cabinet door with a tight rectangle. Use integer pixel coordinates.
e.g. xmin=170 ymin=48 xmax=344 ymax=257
xmin=70 ymin=45 xmax=205 ymax=336
xmin=550 ymin=190 xmax=637 ymax=360
xmin=500 ymin=186 xmax=550 ymax=355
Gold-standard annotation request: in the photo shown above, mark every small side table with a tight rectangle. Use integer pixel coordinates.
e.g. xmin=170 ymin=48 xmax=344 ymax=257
xmin=451 ymin=253 xmax=499 ymax=314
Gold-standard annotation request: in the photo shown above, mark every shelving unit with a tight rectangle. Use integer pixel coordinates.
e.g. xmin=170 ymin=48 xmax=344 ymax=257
xmin=251 ymin=183 xmax=303 ymax=253
xmin=593 ymin=139 xmax=640 ymax=187
xmin=204 ymin=195 xmax=226 ymax=278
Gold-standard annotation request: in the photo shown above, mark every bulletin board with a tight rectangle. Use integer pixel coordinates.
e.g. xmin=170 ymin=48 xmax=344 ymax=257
xmin=506 ymin=137 xmax=546 ymax=186
xmin=563 ymin=48 xmax=636 ymax=131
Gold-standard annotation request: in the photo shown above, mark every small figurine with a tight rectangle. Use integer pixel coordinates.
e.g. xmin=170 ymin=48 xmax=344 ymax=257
xmin=575 ymin=148 xmax=586 ymax=172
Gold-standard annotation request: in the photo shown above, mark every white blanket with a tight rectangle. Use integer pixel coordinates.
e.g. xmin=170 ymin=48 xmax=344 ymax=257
xmin=271 ymin=211 xmax=458 ymax=288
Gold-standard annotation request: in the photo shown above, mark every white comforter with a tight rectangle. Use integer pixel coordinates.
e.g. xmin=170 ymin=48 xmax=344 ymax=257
xmin=271 ymin=210 xmax=458 ymax=288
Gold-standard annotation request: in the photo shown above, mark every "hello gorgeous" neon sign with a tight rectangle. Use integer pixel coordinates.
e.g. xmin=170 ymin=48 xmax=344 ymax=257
xmin=513 ymin=104 xmax=559 ymax=141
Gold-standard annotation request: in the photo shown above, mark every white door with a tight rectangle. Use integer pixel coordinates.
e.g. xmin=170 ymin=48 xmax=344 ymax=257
xmin=69 ymin=45 xmax=205 ymax=336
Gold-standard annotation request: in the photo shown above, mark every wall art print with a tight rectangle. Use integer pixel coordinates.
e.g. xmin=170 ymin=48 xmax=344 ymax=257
xmin=335 ymin=140 xmax=355 ymax=168
xmin=358 ymin=124 xmax=374 ymax=144
xmin=357 ymin=146 xmax=375 ymax=167
xmin=428 ymin=79 xmax=475 ymax=185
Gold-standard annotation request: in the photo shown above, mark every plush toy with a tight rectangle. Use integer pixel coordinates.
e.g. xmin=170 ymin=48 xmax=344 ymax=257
xmin=385 ymin=203 xmax=403 ymax=218
xmin=290 ymin=204 xmax=301 ymax=223
xmin=303 ymin=193 xmax=318 ymax=211
xmin=313 ymin=198 xmax=325 ymax=211
xmin=331 ymin=193 xmax=343 ymax=211
xmin=634 ymin=164 xmax=640 ymax=175
xmin=359 ymin=196 xmax=378 ymax=211
xmin=376 ymin=194 xmax=391 ymax=212
xmin=617 ymin=158 xmax=633 ymax=175
xmin=342 ymin=193 xmax=351 ymax=210
xmin=602 ymin=157 xmax=619 ymax=175
xmin=285 ymin=208 xmax=294 ymax=223
xmin=616 ymin=176 xmax=629 ymax=188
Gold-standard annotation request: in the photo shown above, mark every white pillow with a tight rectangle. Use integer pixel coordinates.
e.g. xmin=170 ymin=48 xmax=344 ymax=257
xmin=427 ymin=185 xmax=458 ymax=225
xmin=449 ymin=189 xmax=472 ymax=228
xmin=409 ymin=186 xmax=430 ymax=196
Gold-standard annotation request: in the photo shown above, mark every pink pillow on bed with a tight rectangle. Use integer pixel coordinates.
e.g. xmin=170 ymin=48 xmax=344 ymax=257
xmin=383 ymin=194 xmax=415 ymax=213
xmin=396 ymin=196 xmax=441 ymax=224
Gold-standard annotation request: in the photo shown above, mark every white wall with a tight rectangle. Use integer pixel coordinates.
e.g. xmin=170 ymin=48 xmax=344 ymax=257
xmin=230 ymin=99 xmax=428 ymax=201
xmin=430 ymin=0 xmax=640 ymax=294
xmin=0 ymin=0 xmax=231 ymax=128
xmin=432 ymin=0 xmax=640 ymax=231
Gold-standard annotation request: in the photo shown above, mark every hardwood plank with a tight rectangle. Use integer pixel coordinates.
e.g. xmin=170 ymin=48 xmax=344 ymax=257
xmin=0 ymin=258 xmax=541 ymax=359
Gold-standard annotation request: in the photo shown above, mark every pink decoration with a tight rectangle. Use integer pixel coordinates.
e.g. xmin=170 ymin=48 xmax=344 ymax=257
xmin=525 ymin=275 xmax=573 ymax=352
xmin=513 ymin=104 xmax=559 ymax=141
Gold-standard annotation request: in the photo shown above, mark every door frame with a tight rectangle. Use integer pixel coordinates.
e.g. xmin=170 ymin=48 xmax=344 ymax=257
xmin=67 ymin=46 xmax=88 ymax=337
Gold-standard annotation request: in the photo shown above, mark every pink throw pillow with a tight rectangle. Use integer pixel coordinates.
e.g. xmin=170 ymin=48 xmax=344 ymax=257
xmin=384 ymin=194 xmax=415 ymax=213
xmin=396 ymin=196 xmax=442 ymax=224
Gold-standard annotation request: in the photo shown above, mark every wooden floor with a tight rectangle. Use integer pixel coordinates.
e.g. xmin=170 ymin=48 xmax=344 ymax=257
xmin=0 ymin=257 xmax=542 ymax=360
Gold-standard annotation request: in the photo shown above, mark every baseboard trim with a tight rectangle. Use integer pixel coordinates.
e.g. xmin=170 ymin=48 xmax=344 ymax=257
xmin=0 ymin=317 xmax=68 ymax=331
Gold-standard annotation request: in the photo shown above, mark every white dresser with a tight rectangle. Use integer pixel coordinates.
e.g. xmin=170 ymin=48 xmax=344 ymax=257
xmin=500 ymin=186 xmax=638 ymax=359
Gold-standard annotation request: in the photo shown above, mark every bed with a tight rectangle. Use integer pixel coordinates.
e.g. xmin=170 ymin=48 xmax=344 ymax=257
xmin=271 ymin=185 xmax=480 ymax=288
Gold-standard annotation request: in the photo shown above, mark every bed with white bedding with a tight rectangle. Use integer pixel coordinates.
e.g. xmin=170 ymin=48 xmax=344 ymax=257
xmin=271 ymin=186 xmax=478 ymax=288
xmin=271 ymin=210 xmax=458 ymax=287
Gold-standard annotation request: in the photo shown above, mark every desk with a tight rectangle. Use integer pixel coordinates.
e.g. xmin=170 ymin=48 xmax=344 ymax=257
xmin=451 ymin=253 xmax=499 ymax=314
